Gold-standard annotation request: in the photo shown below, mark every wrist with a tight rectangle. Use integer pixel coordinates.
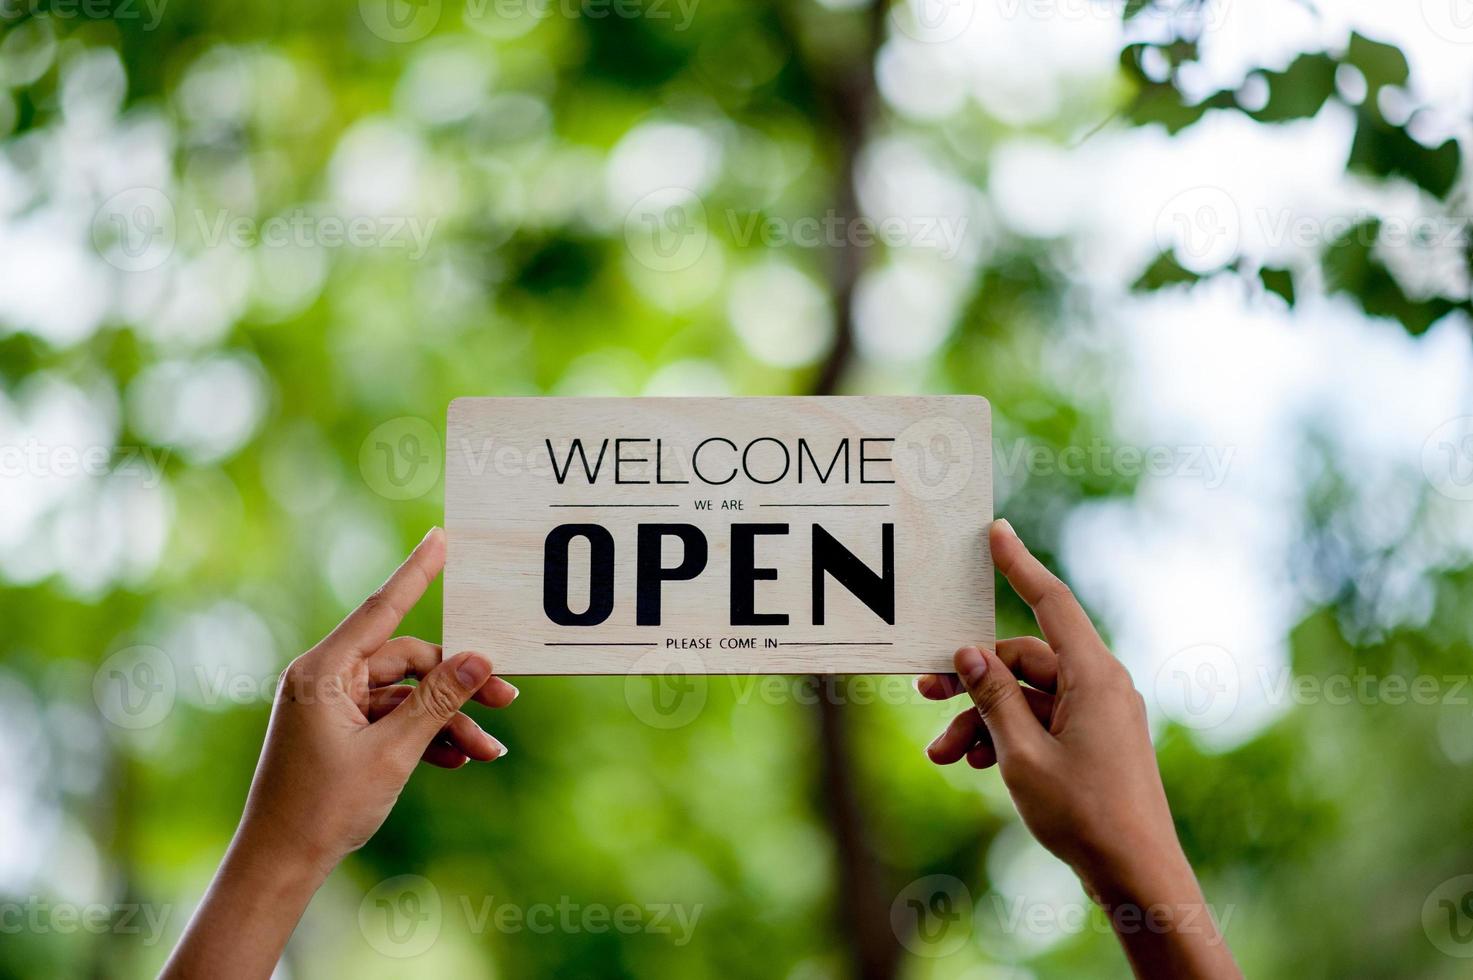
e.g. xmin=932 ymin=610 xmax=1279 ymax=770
xmin=227 ymin=819 xmax=338 ymax=903
xmin=1074 ymin=837 xmax=1238 ymax=976
xmin=162 ymin=816 xmax=333 ymax=980
xmin=1074 ymin=831 xmax=1200 ymax=911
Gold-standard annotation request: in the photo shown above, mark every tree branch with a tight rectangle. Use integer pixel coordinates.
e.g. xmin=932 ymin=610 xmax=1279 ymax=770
xmin=785 ymin=1 xmax=898 ymax=977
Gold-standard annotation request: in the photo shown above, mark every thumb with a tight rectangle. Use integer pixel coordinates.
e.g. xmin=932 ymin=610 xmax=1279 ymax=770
xmin=377 ymin=651 xmax=494 ymax=760
xmin=954 ymin=645 xmax=1050 ymax=765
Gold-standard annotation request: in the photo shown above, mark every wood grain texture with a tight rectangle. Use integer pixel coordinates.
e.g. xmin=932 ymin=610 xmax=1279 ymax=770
xmin=444 ymin=396 xmax=992 ymax=674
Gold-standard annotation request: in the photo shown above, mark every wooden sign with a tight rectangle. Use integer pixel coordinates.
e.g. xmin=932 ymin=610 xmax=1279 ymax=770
xmin=444 ymin=396 xmax=992 ymax=674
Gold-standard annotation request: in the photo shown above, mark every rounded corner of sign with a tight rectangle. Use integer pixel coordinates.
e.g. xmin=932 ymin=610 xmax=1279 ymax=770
xmin=447 ymin=396 xmax=473 ymax=425
xmin=955 ymin=394 xmax=992 ymax=420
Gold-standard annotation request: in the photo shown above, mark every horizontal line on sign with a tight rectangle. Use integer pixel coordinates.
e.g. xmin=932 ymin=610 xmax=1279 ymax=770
xmin=777 ymin=641 xmax=895 ymax=646
xmin=758 ymin=503 xmax=891 ymax=508
xmin=544 ymin=642 xmax=658 ymax=647
xmin=548 ymin=504 xmax=681 ymax=508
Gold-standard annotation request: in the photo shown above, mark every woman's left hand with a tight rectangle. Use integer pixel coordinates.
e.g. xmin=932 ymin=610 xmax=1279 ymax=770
xmin=162 ymin=527 xmax=516 ymax=980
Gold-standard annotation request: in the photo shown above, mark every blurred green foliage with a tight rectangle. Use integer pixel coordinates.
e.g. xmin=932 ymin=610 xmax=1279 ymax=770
xmin=2 ymin=0 xmax=1473 ymax=978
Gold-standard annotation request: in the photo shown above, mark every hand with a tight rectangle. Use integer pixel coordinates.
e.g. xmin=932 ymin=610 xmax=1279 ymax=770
xmin=920 ymin=519 xmax=1239 ymax=979
xmin=163 ymin=527 xmax=515 ymax=980
xmin=242 ymin=526 xmax=515 ymax=870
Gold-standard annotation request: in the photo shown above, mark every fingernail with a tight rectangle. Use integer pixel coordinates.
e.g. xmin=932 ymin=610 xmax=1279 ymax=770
xmin=488 ymin=735 xmax=508 ymax=759
xmin=456 ymin=652 xmax=492 ymax=687
xmin=420 ymin=526 xmax=441 ymax=545
xmin=955 ymin=646 xmax=987 ymax=684
xmin=994 ymin=518 xmax=1016 ymax=539
xmin=504 ymin=682 xmax=520 ymax=701
xmin=924 ymin=735 xmax=942 ymax=757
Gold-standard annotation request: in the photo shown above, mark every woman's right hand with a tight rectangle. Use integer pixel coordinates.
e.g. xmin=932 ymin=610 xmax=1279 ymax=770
xmin=919 ymin=519 xmax=1240 ymax=979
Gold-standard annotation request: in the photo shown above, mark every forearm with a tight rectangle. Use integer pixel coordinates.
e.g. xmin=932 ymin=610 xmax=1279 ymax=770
xmin=1083 ymin=850 xmax=1240 ymax=980
xmin=161 ymin=827 xmax=329 ymax=980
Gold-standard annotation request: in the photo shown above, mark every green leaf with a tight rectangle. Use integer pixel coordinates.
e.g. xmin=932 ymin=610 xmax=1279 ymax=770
xmin=1133 ymin=251 xmax=1201 ymax=291
xmin=1120 ymin=44 xmax=1237 ymax=134
xmin=1119 ymin=40 xmax=1200 ymax=79
xmin=1345 ymin=32 xmax=1410 ymax=94
xmin=1324 ymin=220 xmax=1459 ymax=335
xmin=1250 ymin=53 xmax=1337 ymax=123
xmin=1126 ymin=86 xmax=1212 ymax=133
xmin=1348 ymin=108 xmax=1461 ymax=198
xmin=1259 ymin=267 xmax=1296 ymax=305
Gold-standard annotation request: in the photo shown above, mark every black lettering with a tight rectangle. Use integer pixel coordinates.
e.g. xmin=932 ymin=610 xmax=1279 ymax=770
xmin=797 ymin=438 xmax=849 ymax=483
xmin=692 ymin=437 xmax=738 ymax=485
xmin=543 ymin=524 xmax=615 ymax=625
xmin=811 ymin=523 xmax=894 ymax=624
xmin=654 ymin=438 xmax=689 ymax=484
xmin=636 ymin=524 xmax=709 ymax=625
xmin=731 ymin=524 xmax=789 ymax=626
xmin=742 ymin=436 xmax=791 ymax=485
xmin=859 ymin=438 xmax=896 ymax=484
xmin=614 ymin=438 xmax=652 ymax=484
xmin=546 ymin=438 xmax=610 ymax=485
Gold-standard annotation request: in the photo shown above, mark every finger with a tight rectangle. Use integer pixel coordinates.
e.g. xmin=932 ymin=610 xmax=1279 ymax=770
xmin=326 ymin=528 xmax=446 ymax=659
xmin=372 ymin=685 xmax=475 ymax=770
xmin=955 ymin=645 xmax=1050 ymax=766
xmin=996 ymin=636 xmax=1058 ymax=693
xmin=374 ymin=651 xmax=508 ymax=763
xmin=368 ymin=637 xmax=520 ymax=709
xmin=966 ymin=742 xmax=997 ymax=770
xmin=366 ymin=684 xmax=414 ymax=717
xmin=990 ymin=520 xmax=1104 ymax=663
xmin=422 ymin=740 xmax=470 ymax=770
xmin=367 ymin=686 xmax=504 ymax=761
xmin=916 ymin=674 xmax=965 ymax=700
xmin=918 ymin=637 xmax=1059 ymax=700
xmin=927 ymin=706 xmax=986 ymax=764
xmin=926 ymin=687 xmax=1056 ymax=765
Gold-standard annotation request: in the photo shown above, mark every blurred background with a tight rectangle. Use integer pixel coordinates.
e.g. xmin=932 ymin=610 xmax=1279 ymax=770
xmin=4 ymin=0 xmax=1473 ymax=976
